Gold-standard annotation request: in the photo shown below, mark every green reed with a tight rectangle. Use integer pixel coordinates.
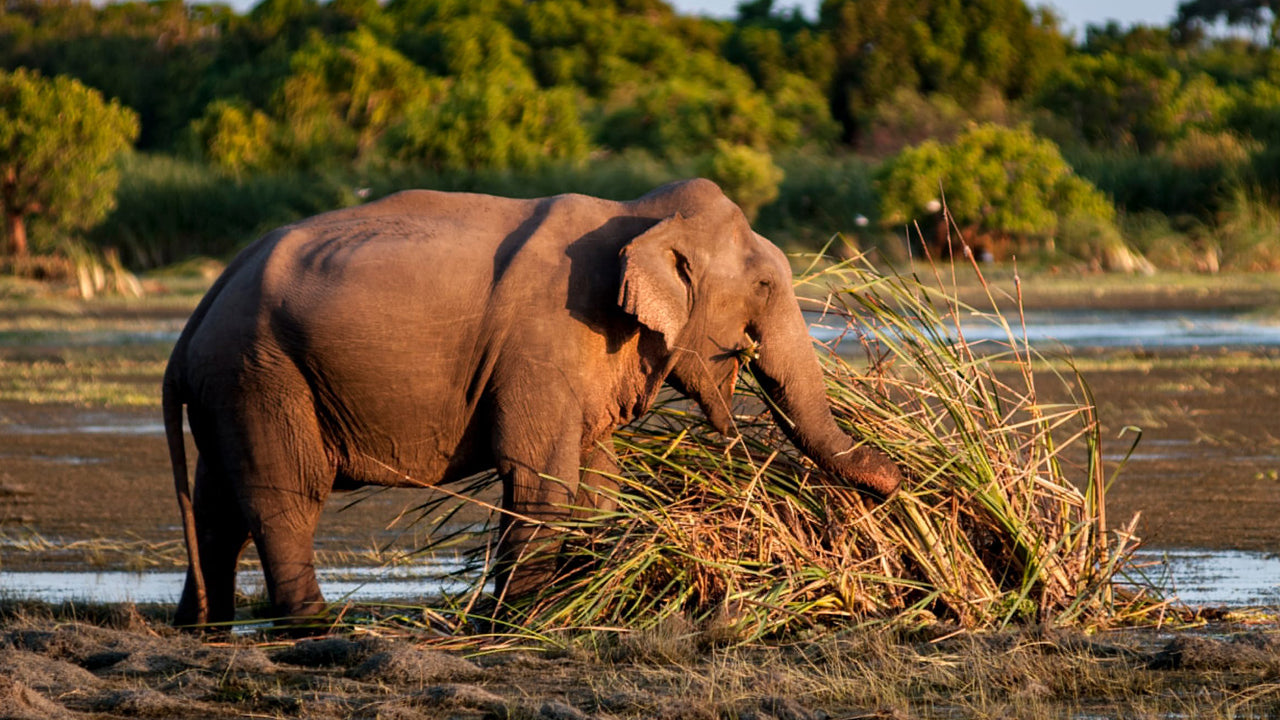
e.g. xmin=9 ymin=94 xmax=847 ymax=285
xmin=400 ymin=251 xmax=1150 ymax=644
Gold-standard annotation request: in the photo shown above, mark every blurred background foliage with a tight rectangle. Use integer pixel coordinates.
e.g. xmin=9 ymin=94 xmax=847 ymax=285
xmin=4 ymin=0 xmax=1280 ymax=273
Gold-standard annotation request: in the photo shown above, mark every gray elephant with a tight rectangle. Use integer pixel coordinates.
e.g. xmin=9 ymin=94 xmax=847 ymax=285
xmin=163 ymin=178 xmax=903 ymax=627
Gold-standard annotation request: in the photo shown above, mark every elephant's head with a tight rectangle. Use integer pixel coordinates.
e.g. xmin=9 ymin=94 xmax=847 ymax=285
xmin=618 ymin=179 xmax=902 ymax=502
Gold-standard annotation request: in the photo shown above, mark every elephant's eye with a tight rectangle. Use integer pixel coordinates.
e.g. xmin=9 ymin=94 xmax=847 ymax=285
xmin=753 ymin=278 xmax=772 ymax=299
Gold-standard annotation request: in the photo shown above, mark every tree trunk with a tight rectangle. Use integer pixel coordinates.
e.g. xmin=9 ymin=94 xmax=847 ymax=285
xmin=5 ymin=211 xmax=28 ymax=258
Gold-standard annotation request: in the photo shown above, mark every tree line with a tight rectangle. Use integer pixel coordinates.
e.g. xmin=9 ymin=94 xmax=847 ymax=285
xmin=4 ymin=0 xmax=1280 ymax=272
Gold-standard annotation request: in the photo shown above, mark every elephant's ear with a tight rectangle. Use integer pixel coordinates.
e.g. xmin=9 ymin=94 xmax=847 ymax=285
xmin=618 ymin=215 xmax=691 ymax=351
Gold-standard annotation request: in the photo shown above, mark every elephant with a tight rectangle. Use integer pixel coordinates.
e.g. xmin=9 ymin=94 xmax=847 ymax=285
xmin=163 ymin=178 xmax=903 ymax=627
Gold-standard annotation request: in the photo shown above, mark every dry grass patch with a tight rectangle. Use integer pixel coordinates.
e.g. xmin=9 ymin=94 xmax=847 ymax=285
xmin=406 ymin=254 xmax=1156 ymax=643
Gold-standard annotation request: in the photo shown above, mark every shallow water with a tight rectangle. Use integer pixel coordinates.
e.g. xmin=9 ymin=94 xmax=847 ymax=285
xmin=3 ymin=550 xmax=1274 ymax=608
xmin=810 ymin=309 xmax=1280 ymax=350
xmin=7 ymin=309 xmax=1278 ymax=355
xmin=1131 ymin=550 xmax=1280 ymax=607
xmin=3 ymin=421 xmax=166 ymax=436
xmin=0 ymin=561 xmax=477 ymax=605
xmin=0 ymin=323 xmax=183 ymax=348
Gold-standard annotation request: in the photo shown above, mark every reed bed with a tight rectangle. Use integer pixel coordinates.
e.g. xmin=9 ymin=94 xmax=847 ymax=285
xmin=410 ymin=254 xmax=1149 ymax=642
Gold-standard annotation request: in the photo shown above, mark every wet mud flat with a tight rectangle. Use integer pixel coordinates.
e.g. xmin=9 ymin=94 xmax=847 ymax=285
xmin=2 ymin=291 xmax=1280 ymax=598
xmin=3 ymin=603 xmax=1280 ymax=719
xmin=1057 ymin=351 xmax=1280 ymax=553
xmin=4 ymin=358 xmax=1280 ymax=594
xmin=3 ymin=278 xmax=1280 ymax=718
xmin=0 ymin=399 xmax=482 ymax=573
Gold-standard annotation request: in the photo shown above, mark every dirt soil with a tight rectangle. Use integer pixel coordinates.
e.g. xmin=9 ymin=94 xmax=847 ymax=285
xmin=1051 ymin=353 xmax=1280 ymax=551
xmin=4 ymin=354 xmax=1278 ymax=571
xmin=2 ymin=604 xmax=1280 ymax=719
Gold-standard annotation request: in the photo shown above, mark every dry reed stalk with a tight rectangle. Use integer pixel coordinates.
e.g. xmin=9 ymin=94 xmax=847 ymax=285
xmin=405 ymin=252 xmax=1152 ymax=642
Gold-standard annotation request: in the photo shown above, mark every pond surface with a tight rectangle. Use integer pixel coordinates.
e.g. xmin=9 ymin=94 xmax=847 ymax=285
xmin=0 ymin=562 xmax=477 ymax=605
xmin=3 ymin=549 xmax=1275 ymax=608
xmin=811 ymin=309 xmax=1280 ymax=350
xmin=8 ymin=308 xmax=1279 ymax=353
xmin=1130 ymin=550 xmax=1280 ymax=607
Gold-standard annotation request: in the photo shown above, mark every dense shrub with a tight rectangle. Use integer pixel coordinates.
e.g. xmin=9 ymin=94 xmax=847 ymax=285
xmin=877 ymin=124 xmax=1114 ymax=243
xmin=94 ymin=153 xmax=358 ymax=269
xmin=187 ymin=99 xmax=280 ymax=177
xmin=697 ymin=141 xmax=783 ymax=222
xmin=1069 ymin=149 xmax=1248 ymax=219
xmin=385 ymin=72 xmax=591 ymax=171
xmin=1035 ymin=53 xmax=1231 ymax=153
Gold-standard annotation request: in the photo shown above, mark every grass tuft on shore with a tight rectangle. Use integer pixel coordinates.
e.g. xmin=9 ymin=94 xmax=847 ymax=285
xmin=412 ymin=252 xmax=1153 ymax=643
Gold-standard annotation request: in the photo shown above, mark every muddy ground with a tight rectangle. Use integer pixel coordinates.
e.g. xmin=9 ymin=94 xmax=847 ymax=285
xmin=2 ymin=279 xmax=1279 ymax=567
xmin=3 ymin=358 xmax=1280 ymax=569
xmin=2 ymin=272 xmax=1280 ymax=718
xmin=3 ymin=603 xmax=1280 ymax=719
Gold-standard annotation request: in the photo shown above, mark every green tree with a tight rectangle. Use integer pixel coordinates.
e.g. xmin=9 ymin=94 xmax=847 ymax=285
xmin=878 ymin=124 xmax=1113 ymax=241
xmin=1036 ymin=53 xmax=1231 ymax=152
xmin=820 ymin=0 xmax=1065 ymax=143
xmin=0 ymin=0 xmax=224 ymax=149
xmin=385 ymin=69 xmax=590 ymax=171
xmin=0 ymin=68 xmax=138 ymax=257
xmin=189 ymin=98 xmax=279 ymax=177
xmin=1177 ymin=0 xmax=1280 ymax=43
xmin=698 ymin=141 xmax=784 ymax=221
xmin=599 ymin=72 xmax=781 ymax=157
xmin=397 ymin=13 xmax=529 ymax=78
xmin=274 ymin=26 xmax=430 ymax=165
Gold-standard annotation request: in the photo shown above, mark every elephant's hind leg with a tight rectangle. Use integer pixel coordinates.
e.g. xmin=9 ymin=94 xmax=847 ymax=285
xmin=232 ymin=396 xmax=335 ymax=625
xmin=176 ymin=455 xmax=250 ymax=627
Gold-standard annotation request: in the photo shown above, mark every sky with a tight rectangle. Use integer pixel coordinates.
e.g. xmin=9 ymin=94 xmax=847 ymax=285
xmin=667 ymin=0 xmax=1184 ymax=36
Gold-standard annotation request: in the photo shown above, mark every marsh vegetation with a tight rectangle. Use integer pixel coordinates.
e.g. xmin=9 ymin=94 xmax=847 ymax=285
xmin=2 ymin=257 xmax=1279 ymax=717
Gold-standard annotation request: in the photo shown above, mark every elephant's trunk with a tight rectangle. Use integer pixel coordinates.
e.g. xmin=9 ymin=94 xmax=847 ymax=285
xmin=751 ymin=301 xmax=902 ymax=502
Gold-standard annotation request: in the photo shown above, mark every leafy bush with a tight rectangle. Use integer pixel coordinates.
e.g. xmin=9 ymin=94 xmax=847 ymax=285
xmin=697 ymin=141 xmax=783 ymax=222
xmin=187 ymin=99 xmax=280 ymax=178
xmin=597 ymin=74 xmax=780 ymax=158
xmin=877 ymin=124 xmax=1114 ymax=243
xmin=275 ymin=27 xmax=431 ymax=166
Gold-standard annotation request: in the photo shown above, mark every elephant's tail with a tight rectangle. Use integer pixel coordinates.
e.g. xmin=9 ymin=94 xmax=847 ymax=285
xmin=164 ymin=359 xmax=206 ymax=625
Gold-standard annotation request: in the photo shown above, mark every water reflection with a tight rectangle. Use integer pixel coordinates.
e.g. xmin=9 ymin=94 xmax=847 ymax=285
xmin=3 ymin=551 xmax=1277 ymax=608
xmin=1131 ymin=549 xmax=1280 ymax=607
xmin=810 ymin=309 xmax=1280 ymax=350
xmin=0 ymin=562 xmax=476 ymax=605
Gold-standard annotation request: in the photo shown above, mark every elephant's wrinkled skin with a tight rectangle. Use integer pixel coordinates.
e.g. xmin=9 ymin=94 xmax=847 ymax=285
xmin=164 ymin=178 xmax=903 ymax=627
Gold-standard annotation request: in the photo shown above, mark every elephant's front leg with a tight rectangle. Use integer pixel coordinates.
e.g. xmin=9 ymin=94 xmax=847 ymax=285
xmin=575 ymin=442 xmax=620 ymax=517
xmin=491 ymin=407 xmax=584 ymax=608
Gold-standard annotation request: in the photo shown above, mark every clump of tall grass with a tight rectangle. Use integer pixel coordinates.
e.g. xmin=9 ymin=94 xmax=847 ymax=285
xmin=98 ymin=153 xmax=360 ymax=269
xmin=425 ymin=252 xmax=1148 ymax=643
